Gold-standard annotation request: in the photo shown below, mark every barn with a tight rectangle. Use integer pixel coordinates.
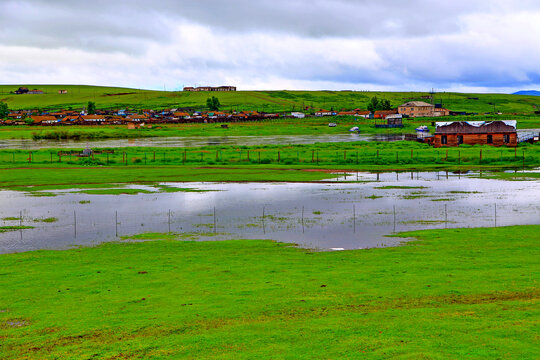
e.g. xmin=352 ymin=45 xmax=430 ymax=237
xmin=432 ymin=121 xmax=517 ymax=147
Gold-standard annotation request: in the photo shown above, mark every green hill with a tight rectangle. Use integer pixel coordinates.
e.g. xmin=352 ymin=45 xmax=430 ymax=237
xmin=1 ymin=84 xmax=540 ymax=114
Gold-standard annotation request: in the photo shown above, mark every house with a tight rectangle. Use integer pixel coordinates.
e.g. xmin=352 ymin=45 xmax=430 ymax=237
xmin=58 ymin=90 xmax=68 ymax=94
xmin=126 ymin=114 xmax=149 ymax=122
xmin=432 ymin=121 xmax=517 ymax=147
xmin=398 ymin=101 xmax=435 ymax=117
xmin=27 ymin=89 xmax=44 ymax=95
xmin=30 ymin=115 xmax=58 ymax=125
xmin=81 ymin=115 xmax=106 ymax=123
xmin=433 ymin=104 xmax=450 ymax=116
xmin=374 ymin=110 xmax=398 ymax=119
xmin=386 ymin=114 xmax=403 ymax=125
xmin=315 ymin=109 xmax=334 ymax=116
xmin=183 ymin=86 xmax=236 ymax=92
xmin=291 ymin=112 xmax=305 ymax=118
xmin=14 ymin=87 xmax=29 ymax=94
xmin=173 ymin=111 xmax=190 ymax=119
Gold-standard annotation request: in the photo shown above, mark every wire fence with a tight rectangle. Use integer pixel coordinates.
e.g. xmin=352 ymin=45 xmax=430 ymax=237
xmin=0 ymin=147 xmax=537 ymax=167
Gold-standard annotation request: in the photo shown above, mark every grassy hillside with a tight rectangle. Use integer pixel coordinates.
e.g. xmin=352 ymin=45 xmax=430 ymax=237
xmin=2 ymin=85 xmax=540 ymax=114
xmin=0 ymin=226 xmax=538 ymax=359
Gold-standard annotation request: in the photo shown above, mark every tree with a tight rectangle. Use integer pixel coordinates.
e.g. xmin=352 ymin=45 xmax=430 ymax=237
xmin=0 ymin=101 xmax=8 ymax=119
xmin=367 ymin=96 xmax=379 ymax=112
xmin=87 ymin=101 xmax=96 ymax=115
xmin=380 ymin=99 xmax=392 ymax=110
xmin=367 ymin=96 xmax=392 ymax=112
xmin=206 ymin=96 xmax=221 ymax=111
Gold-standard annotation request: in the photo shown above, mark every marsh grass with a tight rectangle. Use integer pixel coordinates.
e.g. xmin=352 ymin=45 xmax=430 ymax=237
xmin=0 ymin=226 xmax=537 ymax=358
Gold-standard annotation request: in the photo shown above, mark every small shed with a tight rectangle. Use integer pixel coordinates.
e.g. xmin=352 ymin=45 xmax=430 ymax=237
xmin=82 ymin=147 xmax=93 ymax=157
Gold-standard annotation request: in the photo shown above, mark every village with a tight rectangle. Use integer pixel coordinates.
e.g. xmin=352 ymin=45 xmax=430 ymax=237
xmin=3 ymin=94 xmax=538 ymax=147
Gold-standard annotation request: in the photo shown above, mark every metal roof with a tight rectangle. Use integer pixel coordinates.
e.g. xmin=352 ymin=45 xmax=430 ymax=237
xmin=435 ymin=121 xmax=517 ymax=134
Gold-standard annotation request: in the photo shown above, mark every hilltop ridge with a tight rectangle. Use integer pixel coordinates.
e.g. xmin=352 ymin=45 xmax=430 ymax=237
xmin=1 ymin=84 xmax=540 ymax=114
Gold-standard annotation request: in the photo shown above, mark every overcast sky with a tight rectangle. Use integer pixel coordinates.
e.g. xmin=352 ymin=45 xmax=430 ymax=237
xmin=1 ymin=0 xmax=539 ymax=92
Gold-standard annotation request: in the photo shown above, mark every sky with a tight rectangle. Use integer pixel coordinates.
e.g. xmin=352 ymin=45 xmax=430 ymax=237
xmin=1 ymin=0 xmax=540 ymax=93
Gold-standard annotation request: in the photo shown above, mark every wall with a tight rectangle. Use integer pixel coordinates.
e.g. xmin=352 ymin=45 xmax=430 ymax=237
xmin=433 ymin=133 xmax=517 ymax=147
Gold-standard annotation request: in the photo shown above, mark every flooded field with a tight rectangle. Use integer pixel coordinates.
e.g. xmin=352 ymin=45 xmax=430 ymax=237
xmin=0 ymin=134 xmax=406 ymax=150
xmin=0 ymin=171 xmax=538 ymax=253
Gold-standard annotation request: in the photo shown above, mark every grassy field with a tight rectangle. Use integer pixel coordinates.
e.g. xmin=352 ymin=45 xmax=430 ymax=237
xmin=1 ymin=115 xmax=539 ymax=141
xmin=0 ymin=226 xmax=537 ymax=359
xmin=2 ymin=85 xmax=540 ymax=114
xmin=0 ymin=142 xmax=538 ymax=192
xmin=0 ymin=117 xmax=420 ymax=140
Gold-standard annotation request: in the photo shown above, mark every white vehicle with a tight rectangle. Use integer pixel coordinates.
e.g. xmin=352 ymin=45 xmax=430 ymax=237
xmin=328 ymin=123 xmax=337 ymax=127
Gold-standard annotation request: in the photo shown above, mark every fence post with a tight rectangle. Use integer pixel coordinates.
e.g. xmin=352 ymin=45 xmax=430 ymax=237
xmin=278 ymin=151 xmax=280 ymax=163
xmin=353 ymin=204 xmax=356 ymax=233
xmin=393 ymin=205 xmax=396 ymax=232
xmin=445 ymin=204 xmax=448 ymax=228
xmin=479 ymin=149 xmax=482 ymax=164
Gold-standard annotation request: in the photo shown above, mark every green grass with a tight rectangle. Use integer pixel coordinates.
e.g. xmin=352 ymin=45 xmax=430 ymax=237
xmin=2 ymin=85 xmax=540 ymax=115
xmin=0 ymin=142 xmax=538 ymax=190
xmin=0 ymin=226 xmax=537 ymax=359
xmin=32 ymin=217 xmax=58 ymax=223
xmin=0 ymin=225 xmax=34 ymax=232
xmin=73 ymin=188 xmax=154 ymax=195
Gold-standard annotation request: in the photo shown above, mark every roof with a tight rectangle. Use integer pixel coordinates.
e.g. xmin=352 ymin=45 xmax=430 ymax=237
xmin=81 ymin=115 xmax=105 ymax=120
xmin=435 ymin=121 xmax=517 ymax=134
xmin=30 ymin=115 xmax=57 ymax=123
xmin=400 ymin=101 xmax=434 ymax=107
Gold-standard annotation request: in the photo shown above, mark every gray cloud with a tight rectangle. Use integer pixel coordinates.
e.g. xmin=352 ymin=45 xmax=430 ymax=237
xmin=1 ymin=0 xmax=540 ymax=91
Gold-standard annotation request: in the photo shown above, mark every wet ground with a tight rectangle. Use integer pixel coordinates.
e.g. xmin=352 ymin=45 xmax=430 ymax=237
xmin=0 ymin=171 xmax=538 ymax=253
xmin=0 ymin=134 xmax=406 ymax=149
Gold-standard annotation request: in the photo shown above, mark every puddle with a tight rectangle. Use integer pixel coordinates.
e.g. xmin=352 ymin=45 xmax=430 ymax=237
xmin=0 ymin=173 xmax=538 ymax=253
xmin=0 ymin=134 xmax=408 ymax=150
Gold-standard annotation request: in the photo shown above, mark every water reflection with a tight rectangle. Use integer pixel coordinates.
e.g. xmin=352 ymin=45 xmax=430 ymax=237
xmin=0 ymin=134 xmax=403 ymax=150
xmin=0 ymin=172 xmax=538 ymax=253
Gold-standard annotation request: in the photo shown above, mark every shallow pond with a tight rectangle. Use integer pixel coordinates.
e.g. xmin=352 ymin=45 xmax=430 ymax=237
xmin=0 ymin=171 xmax=538 ymax=253
xmin=0 ymin=134 xmax=406 ymax=150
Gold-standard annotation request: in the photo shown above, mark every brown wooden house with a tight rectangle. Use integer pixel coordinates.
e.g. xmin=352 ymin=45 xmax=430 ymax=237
xmin=432 ymin=121 xmax=517 ymax=147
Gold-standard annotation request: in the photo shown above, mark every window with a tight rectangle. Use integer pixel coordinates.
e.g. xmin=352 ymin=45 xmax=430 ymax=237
xmin=457 ymin=135 xmax=463 ymax=145
xmin=441 ymin=135 xmax=447 ymax=145
xmin=504 ymin=134 xmax=510 ymax=143
xmin=487 ymin=135 xmax=493 ymax=144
